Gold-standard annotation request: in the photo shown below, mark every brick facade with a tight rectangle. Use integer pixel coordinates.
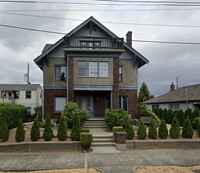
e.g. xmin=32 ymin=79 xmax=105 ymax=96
xmin=113 ymin=57 xmax=119 ymax=109
xmin=119 ymin=90 xmax=138 ymax=118
xmin=68 ymin=57 xmax=74 ymax=101
xmin=44 ymin=89 xmax=66 ymax=119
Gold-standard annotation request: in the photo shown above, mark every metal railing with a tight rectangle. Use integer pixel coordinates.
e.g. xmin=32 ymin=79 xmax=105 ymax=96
xmin=64 ymin=37 xmax=124 ymax=49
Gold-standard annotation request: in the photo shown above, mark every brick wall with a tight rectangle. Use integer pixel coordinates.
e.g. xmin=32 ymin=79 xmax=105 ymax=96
xmin=68 ymin=57 xmax=74 ymax=101
xmin=119 ymin=90 xmax=138 ymax=118
xmin=113 ymin=58 xmax=119 ymax=108
xmin=44 ymin=89 xmax=67 ymax=119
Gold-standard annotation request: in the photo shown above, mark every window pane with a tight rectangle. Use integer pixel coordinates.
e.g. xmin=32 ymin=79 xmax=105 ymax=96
xmin=55 ymin=66 xmax=66 ymax=81
xmin=55 ymin=97 xmax=66 ymax=111
xmin=89 ymin=62 xmax=98 ymax=77
xmin=99 ymin=62 xmax=109 ymax=77
xmin=119 ymin=96 xmax=128 ymax=111
xmin=78 ymin=62 xmax=88 ymax=76
xmin=26 ymin=91 xmax=31 ymax=99
xmin=119 ymin=66 xmax=123 ymax=82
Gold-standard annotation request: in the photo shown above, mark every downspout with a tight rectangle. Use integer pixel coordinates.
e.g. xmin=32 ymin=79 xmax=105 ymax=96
xmin=67 ymin=55 xmax=69 ymax=103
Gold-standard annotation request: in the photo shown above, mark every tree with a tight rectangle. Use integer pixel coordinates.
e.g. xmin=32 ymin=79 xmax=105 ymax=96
xmin=176 ymin=110 xmax=185 ymax=127
xmin=158 ymin=119 xmax=168 ymax=139
xmin=169 ymin=117 xmax=180 ymax=139
xmin=30 ymin=119 xmax=40 ymax=141
xmin=191 ymin=109 xmax=200 ymax=124
xmin=182 ymin=116 xmax=193 ymax=138
xmin=15 ymin=119 xmax=25 ymax=142
xmin=57 ymin=116 xmax=67 ymax=141
xmin=185 ymin=108 xmax=192 ymax=122
xmin=162 ymin=109 xmax=168 ymax=122
xmin=148 ymin=119 xmax=157 ymax=139
xmin=125 ymin=120 xmax=135 ymax=140
xmin=71 ymin=114 xmax=81 ymax=141
xmin=137 ymin=121 xmax=147 ymax=139
xmin=43 ymin=114 xmax=53 ymax=141
xmin=138 ymin=82 xmax=153 ymax=103
xmin=166 ymin=109 xmax=173 ymax=124
xmin=0 ymin=120 xmax=9 ymax=142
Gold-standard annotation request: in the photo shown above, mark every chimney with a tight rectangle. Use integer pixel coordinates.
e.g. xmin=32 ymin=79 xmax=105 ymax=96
xmin=126 ymin=31 xmax=132 ymax=47
xmin=170 ymin=82 xmax=175 ymax=92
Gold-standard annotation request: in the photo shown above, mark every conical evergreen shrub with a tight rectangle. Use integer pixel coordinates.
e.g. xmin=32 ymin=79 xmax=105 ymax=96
xmin=185 ymin=108 xmax=192 ymax=122
xmin=169 ymin=117 xmax=180 ymax=139
xmin=158 ymin=119 xmax=168 ymax=139
xmin=176 ymin=110 xmax=185 ymax=127
xmin=0 ymin=120 xmax=9 ymax=142
xmin=43 ymin=114 xmax=53 ymax=141
xmin=166 ymin=109 xmax=173 ymax=124
xmin=30 ymin=119 xmax=40 ymax=141
xmin=137 ymin=121 xmax=147 ymax=140
xmin=57 ymin=116 xmax=67 ymax=141
xmin=15 ymin=119 xmax=25 ymax=142
xmin=182 ymin=116 xmax=193 ymax=138
xmin=162 ymin=109 xmax=168 ymax=123
xmin=148 ymin=119 xmax=157 ymax=139
xmin=191 ymin=109 xmax=200 ymax=124
xmin=125 ymin=120 xmax=135 ymax=140
xmin=71 ymin=114 xmax=81 ymax=141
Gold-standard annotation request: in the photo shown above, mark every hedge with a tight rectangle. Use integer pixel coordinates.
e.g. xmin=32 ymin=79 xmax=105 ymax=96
xmin=0 ymin=103 xmax=27 ymax=129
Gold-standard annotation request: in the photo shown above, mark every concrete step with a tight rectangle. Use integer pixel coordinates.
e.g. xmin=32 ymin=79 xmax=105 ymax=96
xmin=92 ymin=142 xmax=116 ymax=147
xmin=93 ymin=135 xmax=113 ymax=139
xmin=84 ymin=122 xmax=106 ymax=125
xmin=93 ymin=138 xmax=114 ymax=143
xmin=83 ymin=125 xmax=107 ymax=128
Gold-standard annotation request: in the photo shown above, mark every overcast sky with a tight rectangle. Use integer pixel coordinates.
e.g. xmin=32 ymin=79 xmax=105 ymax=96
xmin=0 ymin=0 xmax=200 ymax=97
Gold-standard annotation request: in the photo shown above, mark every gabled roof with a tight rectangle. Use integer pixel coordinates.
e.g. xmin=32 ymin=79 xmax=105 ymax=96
xmin=34 ymin=16 xmax=149 ymax=68
xmin=143 ymin=84 xmax=200 ymax=104
xmin=0 ymin=84 xmax=42 ymax=91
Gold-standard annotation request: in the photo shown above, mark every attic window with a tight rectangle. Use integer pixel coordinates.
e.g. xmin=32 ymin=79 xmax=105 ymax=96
xmin=80 ymin=40 xmax=101 ymax=48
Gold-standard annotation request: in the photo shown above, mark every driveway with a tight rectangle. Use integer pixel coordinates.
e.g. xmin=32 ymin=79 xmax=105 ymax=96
xmin=0 ymin=149 xmax=200 ymax=173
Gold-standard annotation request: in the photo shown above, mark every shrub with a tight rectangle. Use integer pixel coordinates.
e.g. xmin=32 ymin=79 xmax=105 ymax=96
xmin=125 ymin=120 xmax=135 ymax=140
xmin=192 ymin=116 xmax=200 ymax=129
xmin=182 ymin=116 xmax=193 ymax=138
xmin=176 ymin=110 xmax=185 ymax=127
xmin=148 ymin=119 xmax=157 ymax=139
xmin=162 ymin=109 xmax=168 ymax=122
xmin=169 ymin=117 xmax=180 ymax=139
xmin=62 ymin=102 xmax=89 ymax=128
xmin=0 ymin=103 xmax=27 ymax=129
xmin=198 ymin=122 xmax=200 ymax=137
xmin=166 ymin=109 xmax=173 ymax=124
xmin=38 ymin=119 xmax=54 ymax=128
xmin=112 ymin=126 xmax=124 ymax=133
xmin=137 ymin=121 xmax=147 ymax=140
xmin=158 ymin=109 xmax=163 ymax=119
xmin=80 ymin=132 xmax=93 ymax=151
xmin=81 ymin=129 xmax=90 ymax=133
xmin=57 ymin=116 xmax=67 ymax=141
xmin=43 ymin=114 xmax=53 ymax=141
xmin=158 ymin=119 xmax=168 ymax=139
xmin=0 ymin=120 xmax=9 ymax=142
xmin=15 ymin=119 xmax=25 ymax=142
xmin=30 ymin=119 xmax=40 ymax=141
xmin=191 ymin=109 xmax=200 ymax=126
xmin=34 ymin=106 xmax=43 ymax=122
xmin=185 ymin=108 xmax=192 ymax=122
xmin=105 ymin=109 xmax=131 ymax=129
xmin=138 ymin=105 xmax=151 ymax=117
xmin=71 ymin=114 xmax=81 ymax=141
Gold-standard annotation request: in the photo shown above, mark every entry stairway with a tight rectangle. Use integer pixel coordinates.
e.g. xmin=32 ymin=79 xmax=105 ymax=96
xmin=83 ymin=118 xmax=115 ymax=147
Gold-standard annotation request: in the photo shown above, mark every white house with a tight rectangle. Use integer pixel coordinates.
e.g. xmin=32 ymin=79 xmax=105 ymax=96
xmin=0 ymin=84 xmax=42 ymax=114
xmin=143 ymin=83 xmax=200 ymax=111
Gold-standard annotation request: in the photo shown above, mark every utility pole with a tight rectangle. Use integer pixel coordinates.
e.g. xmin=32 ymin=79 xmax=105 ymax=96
xmin=176 ymin=76 xmax=179 ymax=89
xmin=24 ymin=63 xmax=31 ymax=84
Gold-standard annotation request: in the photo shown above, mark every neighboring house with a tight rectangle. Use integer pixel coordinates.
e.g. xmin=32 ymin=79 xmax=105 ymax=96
xmin=0 ymin=84 xmax=42 ymax=114
xmin=143 ymin=83 xmax=200 ymax=111
xmin=34 ymin=16 xmax=148 ymax=120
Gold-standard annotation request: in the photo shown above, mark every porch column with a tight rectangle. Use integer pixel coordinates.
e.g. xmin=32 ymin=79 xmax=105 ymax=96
xmin=67 ymin=56 xmax=74 ymax=102
xmin=113 ymin=57 xmax=119 ymax=109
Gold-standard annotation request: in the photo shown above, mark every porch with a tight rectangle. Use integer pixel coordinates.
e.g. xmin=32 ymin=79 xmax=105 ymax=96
xmin=74 ymin=91 xmax=112 ymax=118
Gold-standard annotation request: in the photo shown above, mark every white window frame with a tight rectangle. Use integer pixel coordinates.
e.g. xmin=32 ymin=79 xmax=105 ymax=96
xmin=119 ymin=96 xmax=128 ymax=111
xmin=55 ymin=65 xmax=67 ymax=81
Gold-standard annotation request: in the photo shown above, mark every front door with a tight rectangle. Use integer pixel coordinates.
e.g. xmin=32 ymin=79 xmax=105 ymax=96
xmin=78 ymin=96 xmax=94 ymax=118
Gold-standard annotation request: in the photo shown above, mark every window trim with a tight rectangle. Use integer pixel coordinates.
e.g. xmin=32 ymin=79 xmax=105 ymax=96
xmin=54 ymin=96 xmax=67 ymax=112
xmin=77 ymin=61 xmax=109 ymax=78
xmin=55 ymin=65 xmax=67 ymax=82
xmin=168 ymin=104 xmax=180 ymax=111
xmin=26 ymin=91 xmax=31 ymax=99
xmin=119 ymin=96 xmax=128 ymax=112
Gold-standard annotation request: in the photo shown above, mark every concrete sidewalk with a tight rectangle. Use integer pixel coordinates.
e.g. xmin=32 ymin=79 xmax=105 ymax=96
xmin=0 ymin=149 xmax=200 ymax=173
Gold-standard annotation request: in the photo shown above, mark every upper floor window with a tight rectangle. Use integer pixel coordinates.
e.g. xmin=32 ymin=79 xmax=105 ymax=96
xmin=26 ymin=91 xmax=31 ymax=99
xmin=55 ymin=66 xmax=66 ymax=81
xmin=78 ymin=61 xmax=109 ymax=77
xmin=119 ymin=66 xmax=123 ymax=82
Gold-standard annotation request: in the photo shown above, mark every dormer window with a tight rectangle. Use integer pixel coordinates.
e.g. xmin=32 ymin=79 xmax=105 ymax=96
xmin=55 ymin=66 xmax=66 ymax=81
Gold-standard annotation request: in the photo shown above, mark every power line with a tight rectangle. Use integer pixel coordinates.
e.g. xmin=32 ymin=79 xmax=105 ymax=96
xmin=0 ymin=23 xmax=200 ymax=45
xmin=1 ymin=12 xmax=200 ymax=29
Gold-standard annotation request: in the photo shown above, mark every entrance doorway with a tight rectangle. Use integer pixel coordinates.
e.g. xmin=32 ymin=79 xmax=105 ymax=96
xmin=78 ymin=96 xmax=94 ymax=118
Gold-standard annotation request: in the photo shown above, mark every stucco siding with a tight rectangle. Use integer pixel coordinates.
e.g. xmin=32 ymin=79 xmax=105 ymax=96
xmin=74 ymin=57 xmax=113 ymax=85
